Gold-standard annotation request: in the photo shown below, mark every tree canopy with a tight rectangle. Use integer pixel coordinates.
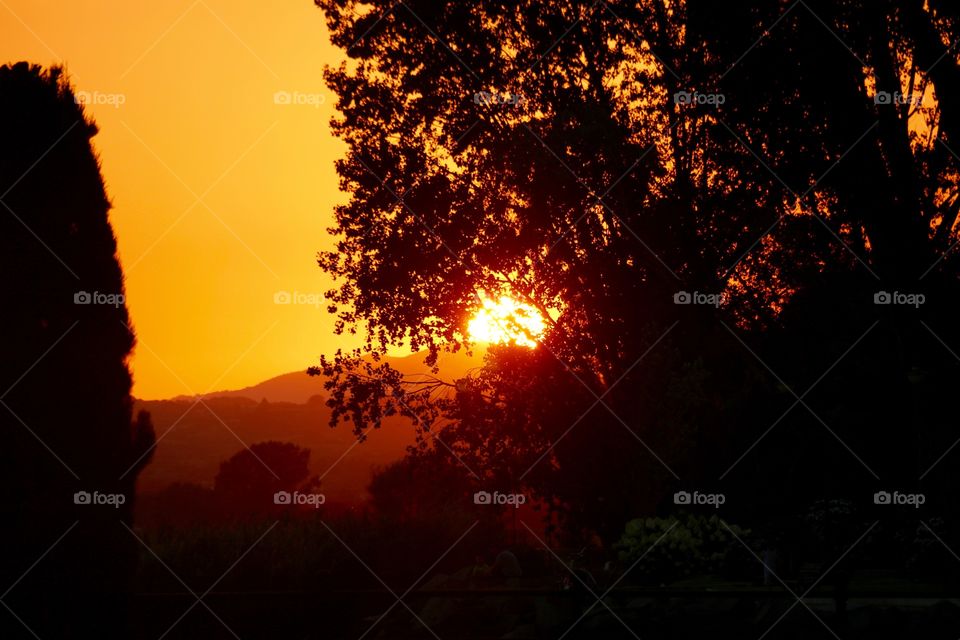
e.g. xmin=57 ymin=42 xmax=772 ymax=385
xmin=313 ymin=0 xmax=960 ymax=537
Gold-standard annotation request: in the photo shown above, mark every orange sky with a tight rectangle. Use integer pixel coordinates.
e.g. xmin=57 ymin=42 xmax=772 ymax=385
xmin=1 ymin=0 xmax=365 ymax=399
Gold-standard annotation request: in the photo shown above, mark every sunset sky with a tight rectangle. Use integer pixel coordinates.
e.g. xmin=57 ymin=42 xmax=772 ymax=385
xmin=1 ymin=0 xmax=362 ymax=398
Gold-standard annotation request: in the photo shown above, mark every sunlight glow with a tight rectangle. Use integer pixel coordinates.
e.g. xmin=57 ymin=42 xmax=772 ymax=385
xmin=467 ymin=297 xmax=546 ymax=348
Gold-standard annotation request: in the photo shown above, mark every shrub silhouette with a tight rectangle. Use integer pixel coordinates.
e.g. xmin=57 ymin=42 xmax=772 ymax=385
xmin=0 ymin=62 xmax=154 ymax=639
xmin=214 ymin=441 xmax=317 ymax=517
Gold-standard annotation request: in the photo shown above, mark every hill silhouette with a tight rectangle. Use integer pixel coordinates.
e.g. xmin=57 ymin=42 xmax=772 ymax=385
xmin=163 ymin=348 xmax=482 ymax=404
xmin=135 ymin=348 xmax=483 ymax=508
xmin=169 ymin=370 xmax=329 ymax=404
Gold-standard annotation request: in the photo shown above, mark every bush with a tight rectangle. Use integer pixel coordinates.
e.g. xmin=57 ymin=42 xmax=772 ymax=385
xmin=614 ymin=514 xmax=751 ymax=584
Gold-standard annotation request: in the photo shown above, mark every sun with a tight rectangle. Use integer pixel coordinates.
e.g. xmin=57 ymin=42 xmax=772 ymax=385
xmin=467 ymin=297 xmax=546 ymax=348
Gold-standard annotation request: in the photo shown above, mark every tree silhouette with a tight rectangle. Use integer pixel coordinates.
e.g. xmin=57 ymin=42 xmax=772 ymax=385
xmin=313 ymin=1 xmax=960 ymax=538
xmin=0 ymin=63 xmax=155 ymax=639
xmin=214 ymin=441 xmax=316 ymax=517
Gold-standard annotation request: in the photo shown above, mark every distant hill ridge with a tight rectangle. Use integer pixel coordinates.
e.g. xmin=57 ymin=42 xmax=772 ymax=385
xmin=165 ymin=371 xmax=327 ymax=405
xmin=133 ymin=349 xmax=485 ymax=504
xmin=151 ymin=349 xmax=484 ymax=405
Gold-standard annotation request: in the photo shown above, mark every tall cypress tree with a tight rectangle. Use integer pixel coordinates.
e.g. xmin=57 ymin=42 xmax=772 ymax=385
xmin=0 ymin=62 xmax=154 ymax=639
